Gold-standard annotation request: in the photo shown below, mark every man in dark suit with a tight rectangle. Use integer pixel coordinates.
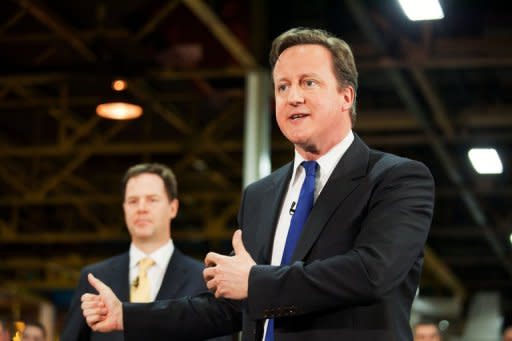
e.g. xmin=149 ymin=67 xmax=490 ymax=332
xmin=80 ymin=27 xmax=434 ymax=341
xmin=0 ymin=319 xmax=11 ymax=341
xmin=62 ymin=163 xmax=231 ymax=341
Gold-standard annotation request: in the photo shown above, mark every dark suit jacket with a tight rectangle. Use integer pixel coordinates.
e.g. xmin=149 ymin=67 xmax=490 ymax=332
xmin=123 ymin=135 xmax=435 ymax=341
xmin=61 ymin=248 xmax=231 ymax=341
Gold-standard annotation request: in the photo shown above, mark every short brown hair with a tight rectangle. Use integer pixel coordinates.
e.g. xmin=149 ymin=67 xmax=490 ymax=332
xmin=121 ymin=163 xmax=178 ymax=201
xmin=269 ymin=27 xmax=359 ymax=123
xmin=22 ymin=320 xmax=46 ymax=338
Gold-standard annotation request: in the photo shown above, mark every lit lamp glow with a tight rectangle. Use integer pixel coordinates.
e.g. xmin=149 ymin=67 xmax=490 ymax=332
xmin=96 ymin=79 xmax=143 ymax=120
xmin=468 ymin=148 xmax=503 ymax=174
xmin=96 ymin=102 xmax=142 ymax=120
xmin=112 ymin=79 xmax=127 ymax=91
xmin=398 ymin=0 xmax=444 ymax=21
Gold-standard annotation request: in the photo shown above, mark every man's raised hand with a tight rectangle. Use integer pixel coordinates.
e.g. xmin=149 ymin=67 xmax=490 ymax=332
xmin=81 ymin=273 xmax=124 ymax=332
xmin=203 ymin=229 xmax=256 ymax=300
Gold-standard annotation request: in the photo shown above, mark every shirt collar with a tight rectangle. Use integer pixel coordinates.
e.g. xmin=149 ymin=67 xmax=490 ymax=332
xmin=129 ymin=239 xmax=174 ymax=270
xmin=290 ymin=130 xmax=354 ymax=186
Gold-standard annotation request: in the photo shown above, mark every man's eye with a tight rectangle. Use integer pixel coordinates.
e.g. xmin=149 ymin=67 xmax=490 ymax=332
xmin=277 ymin=84 xmax=288 ymax=92
xmin=304 ymin=80 xmax=317 ymax=87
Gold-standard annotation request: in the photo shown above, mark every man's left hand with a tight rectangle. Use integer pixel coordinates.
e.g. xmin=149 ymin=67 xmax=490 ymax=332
xmin=204 ymin=229 xmax=256 ymax=299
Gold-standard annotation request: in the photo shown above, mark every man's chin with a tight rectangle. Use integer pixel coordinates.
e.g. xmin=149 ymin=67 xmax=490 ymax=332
xmin=132 ymin=233 xmax=154 ymax=242
xmin=132 ymin=226 xmax=153 ymax=236
xmin=293 ymin=141 xmax=319 ymax=155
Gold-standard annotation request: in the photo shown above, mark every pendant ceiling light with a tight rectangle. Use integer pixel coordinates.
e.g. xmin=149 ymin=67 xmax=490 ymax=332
xmin=96 ymin=79 xmax=143 ymax=120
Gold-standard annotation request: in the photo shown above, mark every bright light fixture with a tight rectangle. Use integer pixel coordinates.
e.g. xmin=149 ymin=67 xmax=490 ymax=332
xmin=96 ymin=79 xmax=143 ymax=120
xmin=468 ymin=148 xmax=503 ymax=174
xmin=96 ymin=102 xmax=143 ymax=120
xmin=112 ymin=79 xmax=127 ymax=91
xmin=398 ymin=0 xmax=444 ymax=21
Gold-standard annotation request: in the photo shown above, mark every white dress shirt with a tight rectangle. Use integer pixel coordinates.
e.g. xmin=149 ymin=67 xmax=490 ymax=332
xmin=270 ymin=130 xmax=354 ymax=266
xmin=129 ymin=239 xmax=174 ymax=301
xmin=263 ymin=130 xmax=354 ymax=340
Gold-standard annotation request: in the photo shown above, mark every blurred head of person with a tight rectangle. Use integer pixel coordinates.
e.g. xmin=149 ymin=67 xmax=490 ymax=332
xmin=0 ymin=319 xmax=11 ymax=341
xmin=503 ymin=325 xmax=512 ymax=341
xmin=121 ymin=163 xmax=179 ymax=253
xmin=21 ymin=321 xmax=46 ymax=341
xmin=413 ymin=321 xmax=441 ymax=341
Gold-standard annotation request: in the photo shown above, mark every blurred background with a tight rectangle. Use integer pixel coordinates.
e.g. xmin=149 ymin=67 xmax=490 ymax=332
xmin=0 ymin=0 xmax=511 ymax=340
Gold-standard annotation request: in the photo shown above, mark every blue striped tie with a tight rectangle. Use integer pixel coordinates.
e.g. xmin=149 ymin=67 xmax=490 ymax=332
xmin=265 ymin=160 xmax=318 ymax=341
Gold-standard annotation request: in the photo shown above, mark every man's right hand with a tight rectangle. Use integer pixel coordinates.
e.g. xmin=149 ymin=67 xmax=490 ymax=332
xmin=81 ymin=273 xmax=124 ymax=332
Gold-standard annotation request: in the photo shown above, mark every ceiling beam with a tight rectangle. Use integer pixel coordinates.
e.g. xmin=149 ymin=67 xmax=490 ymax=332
xmin=134 ymin=0 xmax=181 ymax=41
xmin=357 ymin=56 xmax=512 ymax=70
xmin=0 ymin=228 xmax=234 ymax=244
xmin=128 ymin=79 xmax=193 ymax=135
xmin=0 ymin=192 xmax=239 ymax=206
xmin=443 ymin=255 xmax=501 ymax=267
xmin=423 ymin=245 xmax=467 ymax=299
xmin=32 ymin=122 xmax=127 ymax=198
xmin=374 ymin=20 xmax=454 ymax=138
xmin=15 ymin=0 xmax=97 ymax=62
xmin=0 ymin=231 xmax=128 ymax=244
xmin=63 ymin=114 xmax=101 ymax=147
xmin=2 ymin=131 xmax=512 ymax=159
xmin=409 ymin=67 xmax=454 ymax=138
xmin=183 ymin=0 xmax=257 ymax=68
xmin=0 ymin=90 xmax=244 ymax=108
xmin=0 ymin=257 xmax=102 ymax=270
xmin=0 ymin=8 xmax=26 ymax=35
xmin=0 ymin=28 xmax=131 ymax=42
xmin=0 ymin=166 xmax=29 ymax=193
xmin=3 ymin=279 xmax=78 ymax=291
xmin=436 ymin=187 xmax=512 ymax=197
xmin=429 ymin=226 xmax=483 ymax=238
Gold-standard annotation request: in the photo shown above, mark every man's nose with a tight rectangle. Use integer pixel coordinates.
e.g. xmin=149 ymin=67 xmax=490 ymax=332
xmin=287 ymin=85 xmax=305 ymax=105
xmin=136 ymin=199 xmax=148 ymax=211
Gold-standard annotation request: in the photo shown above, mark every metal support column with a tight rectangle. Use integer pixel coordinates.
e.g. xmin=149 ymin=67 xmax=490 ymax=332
xmin=243 ymin=69 xmax=271 ymax=188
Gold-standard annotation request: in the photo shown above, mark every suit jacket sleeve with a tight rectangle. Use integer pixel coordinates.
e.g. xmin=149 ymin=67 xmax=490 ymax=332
xmin=61 ymin=269 xmax=92 ymax=341
xmin=123 ymin=293 xmax=242 ymax=341
xmin=246 ymin=159 xmax=434 ymax=319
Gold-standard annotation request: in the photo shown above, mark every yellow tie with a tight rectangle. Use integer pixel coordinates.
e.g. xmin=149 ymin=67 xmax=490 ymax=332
xmin=130 ymin=257 xmax=155 ymax=303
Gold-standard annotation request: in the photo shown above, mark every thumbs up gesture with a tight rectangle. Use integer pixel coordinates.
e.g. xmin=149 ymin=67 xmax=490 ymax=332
xmin=204 ymin=229 xmax=256 ymax=300
xmin=81 ymin=273 xmax=124 ymax=332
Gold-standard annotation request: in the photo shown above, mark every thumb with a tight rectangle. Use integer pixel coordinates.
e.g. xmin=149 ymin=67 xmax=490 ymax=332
xmin=232 ymin=229 xmax=246 ymax=255
xmin=88 ymin=273 xmax=111 ymax=295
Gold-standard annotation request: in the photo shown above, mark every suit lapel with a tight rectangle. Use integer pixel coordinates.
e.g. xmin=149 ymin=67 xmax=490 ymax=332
xmin=291 ymin=135 xmax=370 ymax=262
xmin=110 ymin=253 xmax=130 ymax=301
xmin=155 ymin=249 xmax=186 ymax=299
xmin=255 ymin=163 xmax=293 ymax=264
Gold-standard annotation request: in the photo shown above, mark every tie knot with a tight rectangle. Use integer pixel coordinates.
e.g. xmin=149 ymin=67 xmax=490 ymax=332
xmin=301 ymin=161 xmax=318 ymax=177
xmin=138 ymin=257 xmax=155 ymax=272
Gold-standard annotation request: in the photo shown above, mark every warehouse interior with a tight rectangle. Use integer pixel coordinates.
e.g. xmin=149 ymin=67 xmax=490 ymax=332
xmin=0 ymin=0 xmax=511 ymax=339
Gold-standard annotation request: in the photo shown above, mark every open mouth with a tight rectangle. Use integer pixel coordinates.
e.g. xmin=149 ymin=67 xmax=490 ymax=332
xmin=290 ymin=113 xmax=309 ymax=120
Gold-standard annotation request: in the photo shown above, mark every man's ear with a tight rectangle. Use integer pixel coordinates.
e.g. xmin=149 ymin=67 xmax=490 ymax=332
xmin=340 ymin=86 xmax=355 ymax=112
xmin=169 ymin=199 xmax=179 ymax=219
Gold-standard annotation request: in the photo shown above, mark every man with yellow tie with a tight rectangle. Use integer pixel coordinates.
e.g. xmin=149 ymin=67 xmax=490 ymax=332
xmin=61 ymin=163 xmax=232 ymax=341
